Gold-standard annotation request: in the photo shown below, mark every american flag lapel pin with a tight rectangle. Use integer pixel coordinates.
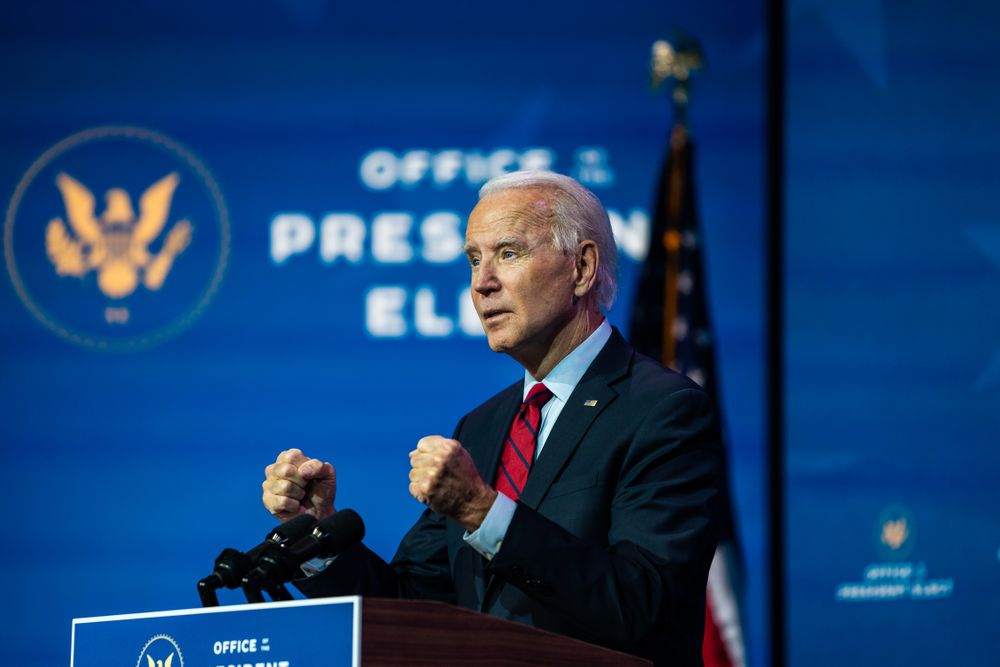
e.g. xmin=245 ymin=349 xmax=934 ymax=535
xmin=583 ymin=400 xmax=598 ymax=407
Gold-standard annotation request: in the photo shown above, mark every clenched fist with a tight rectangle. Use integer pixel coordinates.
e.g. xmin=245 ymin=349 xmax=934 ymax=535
xmin=262 ymin=448 xmax=336 ymax=522
xmin=409 ymin=436 xmax=498 ymax=532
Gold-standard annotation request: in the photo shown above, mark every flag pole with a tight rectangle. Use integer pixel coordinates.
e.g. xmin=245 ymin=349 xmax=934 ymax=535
xmin=650 ymin=37 xmax=703 ymax=368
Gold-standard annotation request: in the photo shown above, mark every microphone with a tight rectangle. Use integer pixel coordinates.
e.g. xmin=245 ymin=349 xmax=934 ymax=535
xmin=243 ymin=509 xmax=365 ymax=588
xmin=197 ymin=514 xmax=318 ymax=607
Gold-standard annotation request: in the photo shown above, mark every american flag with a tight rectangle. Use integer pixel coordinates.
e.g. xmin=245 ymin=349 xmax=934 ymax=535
xmin=629 ymin=123 xmax=746 ymax=667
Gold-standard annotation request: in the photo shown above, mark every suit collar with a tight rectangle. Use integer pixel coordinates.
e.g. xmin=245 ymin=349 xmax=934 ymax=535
xmin=518 ymin=327 xmax=633 ymax=508
xmin=521 ymin=318 xmax=613 ymax=404
xmin=470 ymin=328 xmax=634 ymax=503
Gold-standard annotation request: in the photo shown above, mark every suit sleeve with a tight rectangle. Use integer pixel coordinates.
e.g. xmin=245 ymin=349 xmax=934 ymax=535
xmin=486 ymin=387 xmax=722 ymax=647
xmin=294 ymin=505 xmax=458 ymax=604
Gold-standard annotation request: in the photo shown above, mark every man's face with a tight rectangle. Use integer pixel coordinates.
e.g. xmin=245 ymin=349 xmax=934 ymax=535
xmin=464 ymin=188 xmax=578 ymax=359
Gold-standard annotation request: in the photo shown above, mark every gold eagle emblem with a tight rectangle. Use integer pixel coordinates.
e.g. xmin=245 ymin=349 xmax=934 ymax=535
xmin=881 ymin=517 xmax=908 ymax=550
xmin=146 ymin=653 xmax=174 ymax=667
xmin=46 ymin=172 xmax=192 ymax=299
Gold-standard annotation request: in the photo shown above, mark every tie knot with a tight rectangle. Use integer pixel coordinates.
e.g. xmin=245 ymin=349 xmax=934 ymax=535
xmin=524 ymin=383 xmax=553 ymax=408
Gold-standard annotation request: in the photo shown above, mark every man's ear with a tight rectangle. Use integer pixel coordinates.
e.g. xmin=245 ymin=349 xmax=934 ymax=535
xmin=573 ymin=240 xmax=600 ymax=298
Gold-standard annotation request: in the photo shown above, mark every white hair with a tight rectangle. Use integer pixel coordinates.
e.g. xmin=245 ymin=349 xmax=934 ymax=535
xmin=478 ymin=170 xmax=618 ymax=309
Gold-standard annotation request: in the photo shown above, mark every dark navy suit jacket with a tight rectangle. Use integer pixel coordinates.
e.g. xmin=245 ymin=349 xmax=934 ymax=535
xmin=296 ymin=329 xmax=722 ymax=666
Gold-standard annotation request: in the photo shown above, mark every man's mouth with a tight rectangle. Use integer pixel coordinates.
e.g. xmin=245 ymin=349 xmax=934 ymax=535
xmin=482 ymin=308 xmax=509 ymax=322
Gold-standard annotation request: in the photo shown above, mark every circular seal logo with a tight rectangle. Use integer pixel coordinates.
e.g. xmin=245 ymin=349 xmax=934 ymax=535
xmin=874 ymin=503 xmax=916 ymax=561
xmin=4 ymin=126 xmax=229 ymax=350
xmin=136 ymin=634 xmax=185 ymax=667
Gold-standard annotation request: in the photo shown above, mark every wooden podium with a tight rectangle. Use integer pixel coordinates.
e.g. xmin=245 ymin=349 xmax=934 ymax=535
xmin=71 ymin=596 xmax=652 ymax=666
xmin=361 ymin=598 xmax=651 ymax=666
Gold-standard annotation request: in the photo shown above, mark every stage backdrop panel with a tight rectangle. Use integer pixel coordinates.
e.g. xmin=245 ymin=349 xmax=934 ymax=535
xmin=784 ymin=0 xmax=1000 ymax=664
xmin=0 ymin=2 xmax=766 ymax=665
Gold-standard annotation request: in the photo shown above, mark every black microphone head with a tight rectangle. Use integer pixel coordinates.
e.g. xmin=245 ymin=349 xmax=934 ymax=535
xmin=313 ymin=509 xmax=365 ymax=558
xmin=246 ymin=510 xmax=365 ymax=588
xmin=213 ymin=548 xmax=255 ymax=588
xmin=266 ymin=513 xmax=318 ymax=544
xmin=244 ymin=515 xmax=321 ymax=583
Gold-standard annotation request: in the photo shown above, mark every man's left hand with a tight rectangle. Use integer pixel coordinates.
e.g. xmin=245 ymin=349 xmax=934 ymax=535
xmin=409 ymin=436 xmax=498 ymax=532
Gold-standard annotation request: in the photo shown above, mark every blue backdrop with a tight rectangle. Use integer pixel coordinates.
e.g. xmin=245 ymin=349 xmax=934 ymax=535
xmin=785 ymin=0 xmax=1000 ymax=664
xmin=0 ymin=2 xmax=766 ymax=665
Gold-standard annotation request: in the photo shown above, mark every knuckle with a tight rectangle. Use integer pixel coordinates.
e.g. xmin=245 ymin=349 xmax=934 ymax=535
xmin=264 ymin=494 xmax=285 ymax=514
xmin=274 ymin=479 xmax=298 ymax=496
xmin=280 ymin=448 xmax=302 ymax=463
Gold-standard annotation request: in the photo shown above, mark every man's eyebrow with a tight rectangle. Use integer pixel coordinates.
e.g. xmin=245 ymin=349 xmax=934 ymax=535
xmin=494 ymin=237 xmax=525 ymax=249
xmin=463 ymin=237 xmax=527 ymax=256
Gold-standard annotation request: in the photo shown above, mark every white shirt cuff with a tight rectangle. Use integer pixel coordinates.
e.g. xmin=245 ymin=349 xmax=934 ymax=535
xmin=462 ymin=492 xmax=517 ymax=560
xmin=299 ymin=556 xmax=336 ymax=577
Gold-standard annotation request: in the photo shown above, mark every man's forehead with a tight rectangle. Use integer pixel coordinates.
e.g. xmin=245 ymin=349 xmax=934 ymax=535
xmin=466 ymin=190 xmax=554 ymax=243
xmin=490 ymin=187 xmax=555 ymax=213
xmin=465 ymin=215 xmax=544 ymax=249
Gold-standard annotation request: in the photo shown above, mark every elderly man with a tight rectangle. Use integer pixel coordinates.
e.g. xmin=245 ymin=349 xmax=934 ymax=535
xmin=262 ymin=171 xmax=721 ymax=666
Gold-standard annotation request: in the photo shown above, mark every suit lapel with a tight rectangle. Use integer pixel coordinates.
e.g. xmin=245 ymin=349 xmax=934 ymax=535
xmin=470 ymin=382 xmax=523 ymax=484
xmin=469 ymin=383 xmax=522 ymax=613
xmin=518 ymin=329 xmax=633 ymax=509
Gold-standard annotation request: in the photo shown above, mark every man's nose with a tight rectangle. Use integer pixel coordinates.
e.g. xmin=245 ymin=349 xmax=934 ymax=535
xmin=472 ymin=263 xmax=500 ymax=295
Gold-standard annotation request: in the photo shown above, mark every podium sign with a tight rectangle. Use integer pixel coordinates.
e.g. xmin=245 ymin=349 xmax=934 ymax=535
xmin=71 ymin=597 xmax=360 ymax=667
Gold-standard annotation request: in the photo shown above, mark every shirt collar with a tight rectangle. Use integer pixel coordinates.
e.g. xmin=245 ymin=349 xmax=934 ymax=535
xmin=523 ymin=319 xmax=613 ymax=403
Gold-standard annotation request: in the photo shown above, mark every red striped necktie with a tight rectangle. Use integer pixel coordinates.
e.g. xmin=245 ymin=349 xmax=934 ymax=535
xmin=495 ymin=383 xmax=554 ymax=500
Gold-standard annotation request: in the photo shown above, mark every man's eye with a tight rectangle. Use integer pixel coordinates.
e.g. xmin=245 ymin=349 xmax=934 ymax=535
xmin=502 ymin=250 xmax=517 ymax=259
xmin=470 ymin=257 xmax=480 ymax=267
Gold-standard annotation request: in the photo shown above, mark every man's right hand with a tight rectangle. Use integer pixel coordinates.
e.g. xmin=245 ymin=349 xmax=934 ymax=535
xmin=262 ymin=448 xmax=336 ymax=522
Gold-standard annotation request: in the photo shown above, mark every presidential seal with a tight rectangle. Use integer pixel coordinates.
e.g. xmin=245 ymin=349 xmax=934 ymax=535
xmin=136 ymin=634 xmax=184 ymax=667
xmin=875 ymin=503 xmax=916 ymax=561
xmin=4 ymin=126 xmax=229 ymax=350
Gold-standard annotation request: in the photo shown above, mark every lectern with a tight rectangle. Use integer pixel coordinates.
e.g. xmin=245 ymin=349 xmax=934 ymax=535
xmin=71 ymin=597 xmax=651 ymax=666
